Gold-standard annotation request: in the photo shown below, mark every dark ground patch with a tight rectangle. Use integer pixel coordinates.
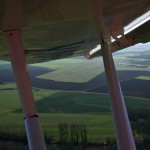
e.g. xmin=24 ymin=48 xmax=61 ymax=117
xmin=85 ymin=71 xmax=150 ymax=99
xmin=0 ymin=66 xmax=150 ymax=98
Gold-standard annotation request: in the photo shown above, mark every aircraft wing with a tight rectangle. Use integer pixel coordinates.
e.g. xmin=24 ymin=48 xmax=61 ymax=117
xmin=0 ymin=0 xmax=150 ymax=63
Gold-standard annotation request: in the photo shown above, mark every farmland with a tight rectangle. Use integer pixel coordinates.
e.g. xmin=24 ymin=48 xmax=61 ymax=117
xmin=0 ymin=83 xmax=150 ymax=141
xmin=0 ymin=43 xmax=150 ymax=149
xmin=0 ymin=83 xmax=115 ymax=141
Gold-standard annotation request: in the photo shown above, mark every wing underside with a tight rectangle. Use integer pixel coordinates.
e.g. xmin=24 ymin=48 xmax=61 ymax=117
xmin=0 ymin=0 xmax=149 ymax=63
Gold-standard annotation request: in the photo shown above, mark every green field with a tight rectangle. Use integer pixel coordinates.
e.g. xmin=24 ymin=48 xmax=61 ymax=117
xmin=0 ymin=112 xmax=114 ymax=141
xmin=0 ymin=83 xmax=150 ymax=141
xmin=31 ymin=58 xmax=86 ymax=69
xmin=135 ymin=76 xmax=150 ymax=81
xmin=0 ymin=83 xmax=114 ymax=141
xmin=36 ymin=58 xmax=104 ymax=83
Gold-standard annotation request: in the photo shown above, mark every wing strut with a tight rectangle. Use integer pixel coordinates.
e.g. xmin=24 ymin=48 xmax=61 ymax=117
xmin=101 ymin=40 xmax=136 ymax=150
xmin=3 ymin=0 xmax=47 ymax=150
xmin=91 ymin=0 xmax=136 ymax=149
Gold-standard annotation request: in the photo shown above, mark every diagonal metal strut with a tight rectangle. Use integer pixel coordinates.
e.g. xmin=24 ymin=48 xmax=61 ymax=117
xmin=3 ymin=0 xmax=47 ymax=149
xmin=91 ymin=0 xmax=136 ymax=149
